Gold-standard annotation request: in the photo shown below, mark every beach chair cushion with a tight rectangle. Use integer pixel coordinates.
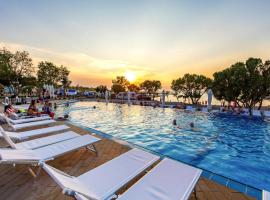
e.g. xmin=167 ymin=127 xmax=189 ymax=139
xmin=118 ymin=158 xmax=202 ymax=200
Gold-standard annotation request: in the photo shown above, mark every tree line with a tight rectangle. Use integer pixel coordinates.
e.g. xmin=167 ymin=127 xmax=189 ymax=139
xmin=1 ymin=47 xmax=269 ymax=112
xmin=0 ymin=47 xmax=71 ymax=96
xmin=111 ymin=76 xmax=161 ymax=100
xmin=171 ymin=58 xmax=270 ymax=112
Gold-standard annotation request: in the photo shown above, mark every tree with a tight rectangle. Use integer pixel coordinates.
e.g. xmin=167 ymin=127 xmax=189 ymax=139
xmin=59 ymin=65 xmax=71 ymax=89
xmin=0 ymin=48 xmax=14 ymax=86
xmin=37 ymin=61 xmax=60 ymax=86
xmin=127 ymin=84 xmax=140 ymax=92
xmin=212 ymin=58 xmax=270 ymax=114
xmin=171 ymin=74 xmax=212 ymax=104
xmin=140 ymin=80 xmax=161 ymax=100
xmin=0 ymin=48 xmax=34 ymax=94
xmin=95 ymin=85 xmax=107 ymax=93
xmin=212 ymin=63 xmax=246 ymax=105
xmin=111 ymin=83 xmax=125 ymax=94
xmin=0 ymin=83 xmax=4 ymax=96
xmin=112 ymin=76 xmax=130 ymax=91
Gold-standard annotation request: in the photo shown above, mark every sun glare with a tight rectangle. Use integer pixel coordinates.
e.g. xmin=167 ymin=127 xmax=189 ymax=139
xmin=124 ymin=71 xmax=136 ymax=82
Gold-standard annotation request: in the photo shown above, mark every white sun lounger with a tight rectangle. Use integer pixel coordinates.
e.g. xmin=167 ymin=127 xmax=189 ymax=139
xmin=0 ymin=125 xmax=69 ymax=141
xmin=240 ymin=108 xmax=250 ymax=116
xmin=42 ymin=148 xmax=159 ymax=200
xmin=7 ymin=119 xmax=56 ymax=131
xmin=8 ymin=115 xmax=51 ymax=124
xmin=185 ymin=106 xmax=196 ymax=112
xmin=201 ymin=107 xmax=208 ymax=113
xmin=1 ymin=127 xmax=80 ymax=150
xmin=118 ymin=158 xmax=202 ymax=200
xmin=263 ymin=190 xmax=270 ymax=200
xmin=0 ymin=134 xmax=100 ymax=164
xmin=264 ymin=111 xmax=270 ymax=119
xmin=252 ymin=110 xmax=262 ymax=117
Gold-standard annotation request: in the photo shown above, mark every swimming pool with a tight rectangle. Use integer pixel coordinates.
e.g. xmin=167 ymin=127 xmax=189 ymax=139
xmin=56 ymin=101 xmax=270 ymax=195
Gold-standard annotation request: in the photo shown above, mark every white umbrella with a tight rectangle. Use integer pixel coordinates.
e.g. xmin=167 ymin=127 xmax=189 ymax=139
xmin=4 ymin=96 xmax=9 ymax=105
xmin=50 ymin=85 xmax=54 ymax=97
xmin=105 ymin=90 xmax=109 ymax=105
xmin=52 ymin=85 xmax=55 ymax=98
xmin=127 ymin=91 xmax=131 ymax=106
xmin=161 ymin=90 xmax=166 ymax=108
xmin=207 ymin=89 xmax=213 ymax=110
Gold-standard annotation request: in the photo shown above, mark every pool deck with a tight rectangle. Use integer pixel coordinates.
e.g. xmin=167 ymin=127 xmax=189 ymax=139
xmin=0 ymin=122 xmax=256 ymax=200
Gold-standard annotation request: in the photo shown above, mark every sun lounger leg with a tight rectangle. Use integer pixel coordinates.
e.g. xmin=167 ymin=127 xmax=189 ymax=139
xmin=194 ymin=186 xmax=198 ymax=200
xmin=28 ymin=166 xmax=42 ymax=178
xmin=86 ymin=144 xmax=98 ymax=155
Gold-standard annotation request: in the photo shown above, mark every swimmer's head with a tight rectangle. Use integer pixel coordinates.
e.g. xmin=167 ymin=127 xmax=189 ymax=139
xmin=190 ymin=122 xmax=194 ymax=128
xmin=93 ymin=106 xmax=96 ymax=109
xmin=64 ymin=114 xmax=69 ymax=119
xmin=173 ymin=119 xmax=177 ymax=126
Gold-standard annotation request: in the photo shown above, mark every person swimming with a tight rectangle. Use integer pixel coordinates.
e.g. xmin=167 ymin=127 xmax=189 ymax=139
xmin=93 ymin=106 xmax=96 ymax=109
xmin=189 ymin=122 xmax=201 ymax=132
xmin=172 ymin=119 xmax=201 ymax=132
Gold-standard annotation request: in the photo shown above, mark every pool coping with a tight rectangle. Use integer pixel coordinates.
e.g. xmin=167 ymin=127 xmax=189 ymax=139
xmin=67 ymin=120 xmax=263 ymax=200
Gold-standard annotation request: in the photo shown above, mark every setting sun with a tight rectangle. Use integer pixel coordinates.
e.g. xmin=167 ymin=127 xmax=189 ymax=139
xmin=124 ymin=71 xmax=136 ymax=82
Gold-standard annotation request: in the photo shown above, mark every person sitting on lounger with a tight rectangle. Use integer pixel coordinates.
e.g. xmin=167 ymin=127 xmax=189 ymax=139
xmin=27 ymin=100 xmax=40 ymax=116
xmin=42 ymin=101 xmax=55 ymax=118
xmin=4 ymin=104 xmax=20 ymax=119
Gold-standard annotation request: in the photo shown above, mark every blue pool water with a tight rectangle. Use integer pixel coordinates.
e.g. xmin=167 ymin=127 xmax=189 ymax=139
xmin=56 ymin=101 xmax=270 ymax=192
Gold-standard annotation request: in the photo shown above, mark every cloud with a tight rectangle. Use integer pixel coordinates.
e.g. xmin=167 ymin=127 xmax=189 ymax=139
xmin=0 ymin=41 xmax=158 ymax=87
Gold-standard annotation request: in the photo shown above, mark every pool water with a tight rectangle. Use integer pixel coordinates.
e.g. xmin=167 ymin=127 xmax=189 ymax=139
xmin=56 ymin=101 xmax=270 ymax=192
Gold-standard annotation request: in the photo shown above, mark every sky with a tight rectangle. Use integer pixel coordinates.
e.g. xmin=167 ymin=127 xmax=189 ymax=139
xmin=0 ymin=0 xmax=270 ymax=89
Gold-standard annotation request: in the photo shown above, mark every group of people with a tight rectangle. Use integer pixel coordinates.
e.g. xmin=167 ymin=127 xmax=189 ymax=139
xmin=28 ymin=100 xmax=55 ymax=118
xmin=4 ymin=99 xmax=55 ymax=119
xmin=172 ymin=119 xmax=201 ymax=132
